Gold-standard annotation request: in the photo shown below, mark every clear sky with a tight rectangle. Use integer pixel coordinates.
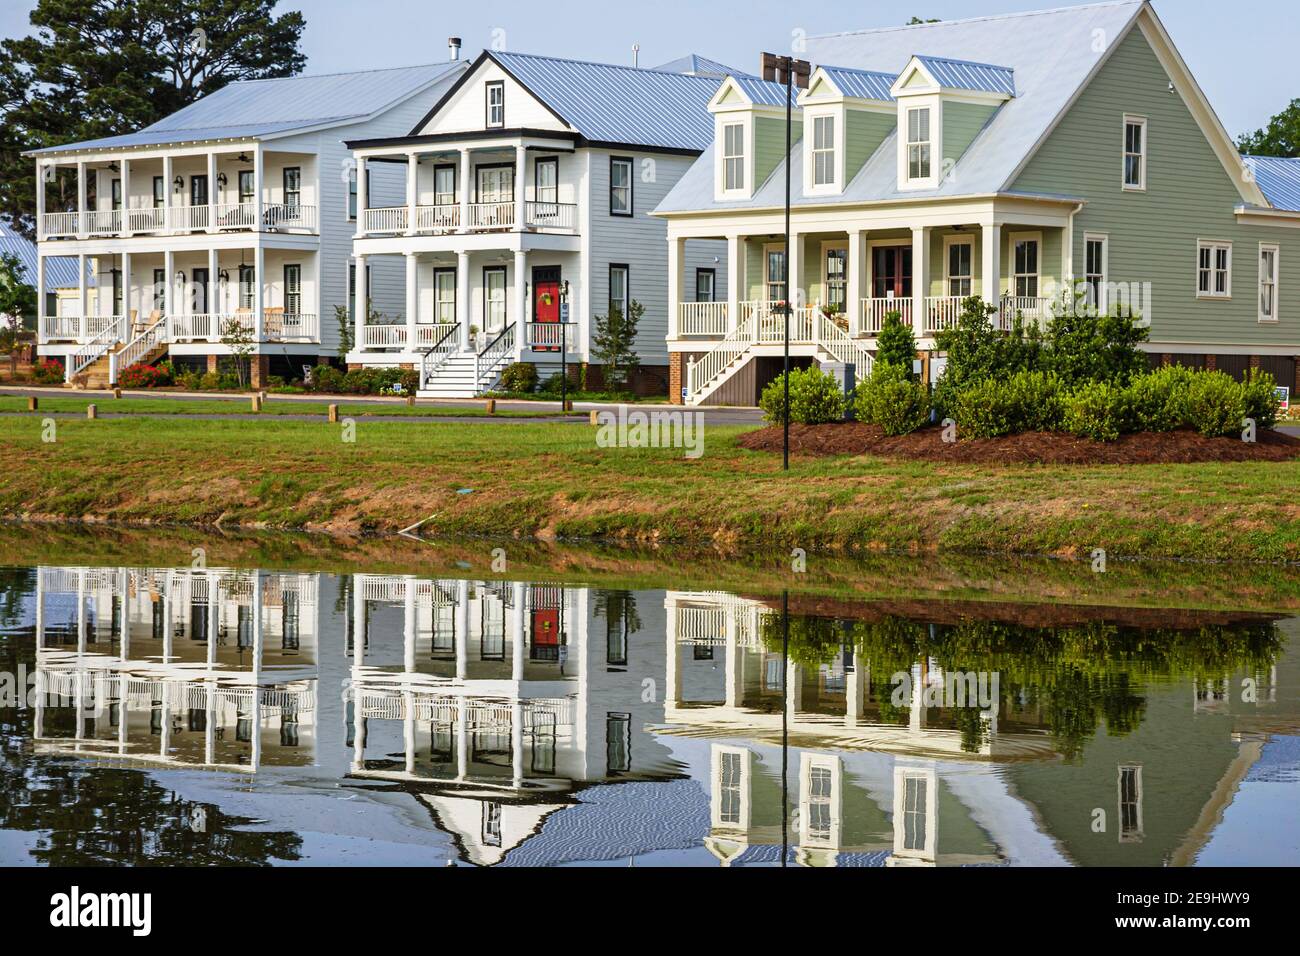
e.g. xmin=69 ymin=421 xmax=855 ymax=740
xmin=1 ymin=0 xmax=1296 ymax=138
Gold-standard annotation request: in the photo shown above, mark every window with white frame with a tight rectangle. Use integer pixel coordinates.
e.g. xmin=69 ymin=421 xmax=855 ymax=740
xmin=1123 ymin=116 xmax=1146 ymax=190
xmin=719 ymin=751 xmax=743 ymax=825
xmin=723 ymin=122 xmax=745 ymax=192
xmin=238 ymin=264 xmax=255 ymax=311
xmin=485 ymin=81 xmax=504 ymax=128
xmin=1085 ymin=234 xmax=1108 ymax=312
xmin=812 ymin=114 xmax=836 ymax=187
xmin=766 ymin=247 xmax=787 ymax=303
xmin=434 ymin=165 xmax=456 ymax=206
xmin=907 ymin=107 xmax=932 ymax=181
xmin=609 ymin=157 xmax=633 ymax=216
xmin=1198 ymin=241 xmax=1231 ymax=298
xmin=1260 ymin=243 xmax=1280 ymax=321
xmin=483 ymin=267 xmax=507 ymax=330
xmin=434 ymin=268 xmax=456 ymax=324
xmin=902 ymin=773 xmax=929 ymax=852
xmin=1013 ymin=237 xmax=1039 ymax=298
xmin=609 ymin=264 xmax=629 ymax=317
xmin=947 ymin=239 xmax=973 ymax=297
xmin=825 ymin=247 xmax=847 ymax=313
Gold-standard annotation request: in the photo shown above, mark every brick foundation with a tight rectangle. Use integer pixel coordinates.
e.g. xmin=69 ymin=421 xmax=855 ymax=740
xmin=1204 ymin=354 xmax=1217 ymax=371
xmin=206 ymin=354 xmax=219 ymax=373
xmin=250 ymin=355 xmax=270 ymax=389
xmin=669 ymin=353 xmax=684 ymax=405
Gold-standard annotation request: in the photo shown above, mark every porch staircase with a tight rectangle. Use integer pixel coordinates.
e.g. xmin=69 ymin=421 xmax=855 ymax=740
xmin=684 ymin=307 xmax=874 ymax=406
xmin=67 ymin=316 xmax=169 ymax=390
xmin=416 ymin=323 xmax=516 ymax=399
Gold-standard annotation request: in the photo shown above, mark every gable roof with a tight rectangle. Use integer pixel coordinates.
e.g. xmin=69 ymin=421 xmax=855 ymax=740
xmin=818 ymin=65 xmax=898 ymax=103
xmin=1243 ymin=155 xmax=1300 ymax=212
xmin=0 ymin=222 xmax=83 ymax=288
xmin=654 ymin=54 xmax=749 ymax=79
xmin=28 ymin=61 xmax=466 ymax=157
xmin=911 ymin=55 xmax=1016 ymax=97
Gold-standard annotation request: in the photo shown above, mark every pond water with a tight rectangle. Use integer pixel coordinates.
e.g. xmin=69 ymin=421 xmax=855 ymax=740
xmin=0 ymin=551 xmax=1296 ymax=868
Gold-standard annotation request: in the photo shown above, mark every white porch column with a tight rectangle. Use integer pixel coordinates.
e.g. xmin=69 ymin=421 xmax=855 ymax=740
xmin=514 ymin=144 xmax=527 ymax=231
xmin=77 ymin=254 xmax=88 ymax=321
xmin=253 ymin=144 xmax=264 ymax=231
xmin=456 ymin=250 xmax=470 ymax=349
xmin=205 ymin=151 xmax=217 ymax=232
xmin=788 ymin=232 xmax=801 ymax=309
xmin=161 ymin=156 xmax=172 ymax=233
xmin=455 ymin=580 xmax=469 ymax=681
xmin=458 ymin=149 xmax=471 ymax=232
xmin=982 ymin=222 xmax=1002 ymax=310
xmin=513 ymin=249 xmax=527 ymax=353
xmin=208 ymin=248 xmax=219 ymax=315
xmin=164 ymin=250 xmax=174 ymax=318
xmin=35 ymin=162 xmax=46 ymax=241
xmin=912 ymin=227 xmax=931 ymax=343
xmin=353 ymin=254 xmax=366 ymax=350
xmin=354 ymin=154 xmax=366 ymax=234
xmin=121 ymin=251 xmax=132 ymax=324
xmin=847 ymin=229 xmax=865 ymax=335
xmin=667 ymin=236 xmax=684 ymax=340
xmin=726 ymin=234 xmax=742 ymax=331
xmin=121 ymin=158 xmax=132 ymax=236
xmin=77 ymin=161 xmax=88 ymax=238
xmin=254 ymin=244 xmax=265 ymax=341
xmin=405 ymin=152 xmax=418 ymax=236
xmin=511 ymin=582 xmax=525 ymax=682
xmin=35 ymin=255 xmax=45 ymax=340
xmin=404 ymin=252 xmax=418 ymax=348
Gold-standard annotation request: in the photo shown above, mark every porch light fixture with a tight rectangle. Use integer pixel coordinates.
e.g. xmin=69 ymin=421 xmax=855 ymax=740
xmin=217 ymin=172 xmax=228 ymax=187
xmin=173 ymin=175 xmax=184 ymax=192
xmin=218 ymin=269 xmax=229 ymax=282
xmin=175 ymin=271 xmax=185 ymax=283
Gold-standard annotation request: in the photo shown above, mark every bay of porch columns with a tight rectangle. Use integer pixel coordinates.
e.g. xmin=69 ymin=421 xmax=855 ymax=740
xmin=912 ymin=226 xmax=931 ymax=334
xmin=982 ymin=222 xmax=1003 ymax=306
xmin=458 ymin=150 xmax=471 ymax=234
xmin=514 ymin=145 xmax=527 ymax=232
xmin=405 ymin=152 xmax=418 ymax=237
xmin=456 ymin=251 xmax=471 ymax=349
xmin=404 ymin=252 xmax=418 ymax=346
xmin=353 ymin=253 xmax=366 ymax=349
xmin=667 ymin=236 xmax=684 ymax=339
xmin=514 ymin=250 xmax=527 ymax=341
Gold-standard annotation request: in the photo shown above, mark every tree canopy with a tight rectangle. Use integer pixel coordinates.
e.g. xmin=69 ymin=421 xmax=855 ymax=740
xmin=1238 ymin=98 xmax=1300 ymax=158
xmin=0 ymin=0 xmax=306 ymax=238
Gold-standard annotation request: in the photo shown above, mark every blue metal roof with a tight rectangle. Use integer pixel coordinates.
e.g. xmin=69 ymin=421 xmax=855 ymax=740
xmin=915 ymin=55 xmax=1016 ymax=96
xmin=491 ymin=52 xmax=722 ymax=150
xmin=729 ymin=75 xmax=798 ymax=108
xmin=1244 ymin=155 xmax=1300 ymax=212
xmin=821 ymin=65 xmax=897 ymax=102
xmin=654 ymin=54 xmax=750 ymax=79
xmin=30 ymin=62 xmax=464 ymax=156
xmin=0 ymin=222 xmax=83 ymax=289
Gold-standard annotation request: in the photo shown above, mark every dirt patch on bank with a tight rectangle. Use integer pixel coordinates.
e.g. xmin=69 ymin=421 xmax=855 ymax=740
xmin=736 ymin=422 xmax=1300 ymax=465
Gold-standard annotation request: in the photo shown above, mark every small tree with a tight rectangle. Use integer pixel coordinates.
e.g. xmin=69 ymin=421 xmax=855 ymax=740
xmin=334 ymin=304 xmax=353 ymax=360
xmin=874 ymin=312 xmax=917 ymax=372
xmin=220 ymin=315 xmax=256 ymax=388
xmin=0 ymin=253 xmax=36 ymax=374
xmin=591 ymin=298 xmax=643 ymax=389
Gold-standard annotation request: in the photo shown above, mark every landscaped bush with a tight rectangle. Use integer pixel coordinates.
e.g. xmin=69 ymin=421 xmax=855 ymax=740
xmin=1242 ymin=368 xmax=1281 ymax=429
xmin=950 ymin=370 xmax=1064 ymax=438
xmin=499 ymin=362 xmax=538 ymax=393
xmin=760 ymin=366 xmax=846 ymax=425
xmin=854 ymin=364 xmax=930 ymax=436
xmin=874 ymin=313 xmax=917 ymax=371
xmin=302 ymin=365 xmax=416 ymax=396
xmin=31 ymin=358 xmax=63 ymax=384
xmin=932 ymin=296 xmax=1044 ymax=416
xmin=1123 ymin=365 xmax=1194 ymax=432
xmin=1044 ymin=306 xmax=1149 ymax=387
xmin=1063 ymin=381 xmax=1131 ymax=442
xmin=1183 ymin=370 xmax=1248 ymax=438
xmin=118 ymin=363 xmax=173 ymax=389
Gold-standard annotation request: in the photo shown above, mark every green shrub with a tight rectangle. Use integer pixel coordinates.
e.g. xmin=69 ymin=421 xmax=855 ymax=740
xmin=1123 ymin=365 xmax=1194 ymax=432
xmin=1044 ymin=306 xmax=1149 ymax=387
xmin=539 ymin=372 xmax=567 ymax=395
xmin=1183 ymin=370 xmax=1247 ymax=437
xmin=874 ymin=313 xmax=916 ymax=371
xmin=1063 ymin=381 xmax=1130 ymax=442
xmin=855 ymin=371 xmax=930 ymax=436
xmin=760 ymin=366 xmax=846 ymax=425
xmin=951 ymin=370 xmax=1064 ymax=438
xmin=32 ymin=358 xmax=63 ymax=384
xmin=308 ymin=364 xmax=343 ymax=393
xmin=1242 ymin=368 xmax=1280 ymax=429
xmin=118 ymin=363 xmax=172 ymax=389
xmin=198 ymin=371 xmax=222 ymax=390
xmin=499 ymin=362 xmax=538 ymax=393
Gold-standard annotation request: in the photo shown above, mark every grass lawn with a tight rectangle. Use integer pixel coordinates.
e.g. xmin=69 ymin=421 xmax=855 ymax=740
xmin=2 ymin=413 xmax=1300 ymax=561
xmin=0 ymin=395 xmax=572 ymax=419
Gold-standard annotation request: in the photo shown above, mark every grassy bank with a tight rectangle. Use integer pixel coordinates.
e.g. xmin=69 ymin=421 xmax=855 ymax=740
xmin=2 ymin=413 xmax=1300 ymax=562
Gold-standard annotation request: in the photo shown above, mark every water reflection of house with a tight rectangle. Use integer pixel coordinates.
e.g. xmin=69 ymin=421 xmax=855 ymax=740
xmin=31 ymin=565 xmax=319 ymax=772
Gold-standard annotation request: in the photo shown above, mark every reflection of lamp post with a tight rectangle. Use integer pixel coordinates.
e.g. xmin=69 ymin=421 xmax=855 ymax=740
xmin=560 ymin=279 xmax=570 ymax=412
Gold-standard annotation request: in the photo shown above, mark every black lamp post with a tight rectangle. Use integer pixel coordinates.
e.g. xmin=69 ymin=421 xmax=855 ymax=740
xmin=761 ymin=52 xmax=810 ymax=471
xmin=560 ymin=279 xmax=570 ymax=413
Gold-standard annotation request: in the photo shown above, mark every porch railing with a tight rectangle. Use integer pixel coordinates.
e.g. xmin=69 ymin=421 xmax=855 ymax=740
xmin=263 ymin=203 xmax=316 ymax=231
xmin=526 ymin=321 xmax=576 ymax=349
xmin=363 ymin=206 xmax=407 ymax=234
xmin=922 ymin=296 xmax=966 ymax=334
xmin=360 ymin=324 xmax=407 ymax=349
xmin=109 ymin=314 xmax=168 ymax=383
xmin=168 ymin=205 xmax=210 ymax=231
xmin=40 ymin=211 xmax=79 ymax=237
xmin=263 ymin=312 xmax=319 ymax=342
xmin=413 ymin=322 xmax=459 ymax=349
xmin=999 ymin=295 xmax=1051 ymax=326
xmin=678 ymin=302 xmax=729 ymax=336
xmin=168 ymin=313 xmax=229 ymax=342
xmin=86 ymin=209 xmax=122 ymax=235
xmin=474 ymin=323 xmax=516 ymax=393
xmin=65 ymin=319 xmax=126 ymax=382
xmin=415 ymin=204 xmax=459 ymax=232
xmin=467 ymin=201 xmax=515 ymax=230
xmin=524 ymin=201 xmax=577 ymax=231
xmin=419 ymin=324 xmax=460 ymax=387
xmin=125 ymin=207 xmax=167 ymax=233
xmin=860 ymin=297 xmax=912 ymax=335
xmin=41 ymin=314 xmax=124 ymax=342
xmin=214 ymin=202 xmax=257 ymax=230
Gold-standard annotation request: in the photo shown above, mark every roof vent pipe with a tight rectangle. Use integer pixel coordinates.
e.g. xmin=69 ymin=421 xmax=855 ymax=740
xmin=448 ymin=37 xmax=461 ymax=62
xmin=632 ymin=43 xmax=639 ymax=68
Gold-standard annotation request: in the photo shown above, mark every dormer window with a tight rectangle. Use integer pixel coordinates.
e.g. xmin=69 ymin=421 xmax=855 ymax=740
xmin=485 ymin=81 xmax=504 ymax=128
xmin=812 ymin=115 xmax=836 ymax=186
xmin=907 ymin=107 xmax=932 ymax=181
xmin=723 ymin=122 xmax=745 ymax=191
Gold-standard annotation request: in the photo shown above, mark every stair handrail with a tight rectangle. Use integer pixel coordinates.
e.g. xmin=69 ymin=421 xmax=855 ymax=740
xmin=684 ymin=308 xmax=756 ymax=402
xmin=815 ymin=312 xmax=874 ymax=377
xmin=473 ymin=323 xmax=516 ymax=394
xmin=65 ymin=317 xmax=124 ymax=382
xmin=109 ymin=314 xmax=169 ymax=385
xmin=419 ymin=323 xmax=461 ymax=387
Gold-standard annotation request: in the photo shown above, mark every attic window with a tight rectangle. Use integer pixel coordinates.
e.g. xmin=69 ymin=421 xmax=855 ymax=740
xmin=486 ymin=81 xmax=504 ymax=128
xmin=1123 ymin=116 xmax=1146 ymax=190
xmin=723 ymin=122 xmax=745 ymax=191
xmin=907 ymin=107 xmax=931 ymax=181
xmin=812 ymin=115 xmax=836 ymax=186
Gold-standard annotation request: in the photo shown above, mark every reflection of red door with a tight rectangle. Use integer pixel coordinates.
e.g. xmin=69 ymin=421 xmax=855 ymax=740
xmin=871 ymin=246 xmax=913 ymax=299
xmin=533 ymin=266 xmax=561 ymax=352
xmin=532 ymin=609 xmax=560 ymax=645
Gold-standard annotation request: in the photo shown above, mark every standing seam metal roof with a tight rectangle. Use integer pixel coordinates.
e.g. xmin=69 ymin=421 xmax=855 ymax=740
xmin=1243 ymin=155 xmax=1300 ymax=212
xmin=914 ymin=55 xmax=1016 ymax=96
xmin=820 ymin=66 xmax=898 ymax=102
xmin=0 ymin=222 xmax=82 ymax=289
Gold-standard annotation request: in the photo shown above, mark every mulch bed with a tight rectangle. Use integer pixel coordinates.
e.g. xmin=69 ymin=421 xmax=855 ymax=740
xmin=736 ymin=421 xmax=1300 ymax=464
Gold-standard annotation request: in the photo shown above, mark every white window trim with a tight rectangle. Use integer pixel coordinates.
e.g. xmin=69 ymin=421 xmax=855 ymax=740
xmin=820 ymin=239 xmax=848 ymax=314
xmin=1122 ymin=114 xmax=1147 ymax=192
xmin=805 ymin=109 xmax=841 ymax=195
xmin=485 ymin=81 xmax=505 ymax=129
xmin=943 ymin=233 xmax=974 ymax=298
xmin=865 ymin=237 xmax=913 ymax=301
xmin=1008 ymin=231 xmax=1043 ymax=301
xmin=763 ymin=241 xmax=789 ymax=303
xmin=897 ymin=95 xmax=941 ymax=191
xmin=718 ymin=118 xmax=749 ymax=199
xmin=1259 ymin=241 xmax=1280 ymax=323
xmin=1196 ymin=239 xmax=1233 ymax=300
xmin=1083 ymin=231 xmax=1109 ymax=312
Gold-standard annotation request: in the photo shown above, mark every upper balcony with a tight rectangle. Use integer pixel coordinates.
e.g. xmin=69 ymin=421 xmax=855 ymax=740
xmin=35 ymin=147 xmax=320 ymax=243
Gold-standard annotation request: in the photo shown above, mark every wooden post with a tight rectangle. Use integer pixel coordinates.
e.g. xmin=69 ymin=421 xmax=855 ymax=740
xmin=328 ymin=403 xmax=339 ymax=423
xmin=86 ymin=404 xmax=97 ymax=420
xmin=485 ymin=399 xmax=496 ymax=415
xmin=113 ymin=388 xmax=122 ymax=399
xmin=251 ymin=394 xmax=262 ymax=412
xmin=589 ymin=409 xmax=599 ymax=426
xmin=27 ymin=396 xmax=37 ymax=412
xmin=407 ymin=393 xmax=415 ymax=407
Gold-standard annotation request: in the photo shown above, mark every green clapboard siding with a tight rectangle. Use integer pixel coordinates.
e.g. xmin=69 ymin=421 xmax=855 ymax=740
xmin=845 ymin=108 xmax=895 ymax=178
xmin=942 ymin=101 xmax=998 ymax=169
xmin=755 ymin=115 xmax=801 ymax=192
xmin=1012 ymin=26 xmax=1298 ymax=348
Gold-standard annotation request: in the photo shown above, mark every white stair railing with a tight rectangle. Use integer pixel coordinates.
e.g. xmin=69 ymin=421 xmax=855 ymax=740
xmin=473 ymin=323 xmax=516 ymax=394
xmin=419 ymin=324 xmax=461 ymax=387
xmin=109 ymin=315 xmax=169 ymax=385
xmin=65 ymin=318 xmax=125 ymax=382
xmin=816 ymin=312 xmax=874 ymax=377
xmin=685 ymin=310 xmax=756 ymax=402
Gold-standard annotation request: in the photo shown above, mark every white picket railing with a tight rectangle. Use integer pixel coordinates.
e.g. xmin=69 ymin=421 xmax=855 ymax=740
xmin=526 ymin=321 xmax=576 ymax=349
xmin=467 ymin=201 xmax=515 ymax=229
xmin=263 ymin=203 xmax=316 ymax=231
xmin=860 ymin=297 xmax=912 ymax=335
xmin=168 ymin=205 xmax=210 ymax=231
xmin=412 ymin=322 xmax=458 ymax=349
xmin=420 ymin=325 xmax=461 ymax=387
xmin=86 ymin=209 xmax=122 ymax=235
xmin=363 ymin=206 xmax=408 ymax=234
xmin=678 ymin=302 xmax=729 ymax=336
xmin=40 ymin=211 xmax=80 ymax=237
xmin=168 ymin=313 xmax=229 ymax=342
xmin=360 ymin=324 xmax=406 ymax=348
xmin=264 ymin=313 xmax=319 ymax=342
xmin=923 ymin=296 xmax=967 ymax=334
xmin=999 ymin=295 xmax=1051 ymax=326
xmin=415 ymin=204 xmax=459 ymax=232
xmin=109 ymin=315 xmax=168 ymax=383
xmin=41 ymin=315 xmax=123 ymax=342
xmin=65 ymin=319 xmax=126 ymax=382
xmin=213 ymin=202 xmax=257 ymax=230
xmin=524 ymin=201 xmax=577 ymax=231
xmin=816 ymin=312 xmax=874 ymax=375
xmin=685 ymin=313 xmax=758 ymax=401
xmin=125 ymin=206 xmax=167 ymax=233
xmin=474 ymin=323 xmax=516 ymax=393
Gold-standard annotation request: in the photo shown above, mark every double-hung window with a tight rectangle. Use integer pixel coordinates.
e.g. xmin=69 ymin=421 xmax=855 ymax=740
xmin=907 ymin=107 xmax=932 ymax=181
xmin=1013 ymin=237 xmax=1039 ymax=298
xmin=111 ymin=178 xmax=122 ymax=211
xmin=1123 ymin=116 xmax=1147 ymax=190
xmin=1259 ymin=243 xmax=1280 ymax=321
xmin=825 ymin=248 xmax=847 ymax=313
xmin=433 ymin=165 xmax=456 ymax=206
xmin=238 ymin=264 xmax=255 ymax=311
xmin=1197 ymin=241 xmax=1231 ymax=298
xmin=766 ymin=248 xmax=787 ymax=303
xmin=695 ymin=268 xmax=715 ymax=303
xmin=1085 ymin=234 xmax=1108 ymax=312
xmin=947 ymin=239 xmax=973 ymax=297
xmin=609 ymin=157 xmax=633 ymax=216
xmin=609 ymin=264 xmax=629 ymax=317
xmin=485 ymin=81 xmax=504 ymax=128
xmin=723 ymin=122 xmax=745 ymax=191
xmin=238 ymin=170 xmax=254 ymax=207
xmin=152 ymin=176 xmax=165 ymax=209
xmin=483 ymin=267 xmax=507 ymax=331
xmin=283 ymin=167 xmax=301 ymax=209
xmin=434 ymin=268 xmax=456 ymax=324
xmin=812 ymin=114 xmax=836 ymax=187
xmin=284 ymin=264 xmax=301 ymax=316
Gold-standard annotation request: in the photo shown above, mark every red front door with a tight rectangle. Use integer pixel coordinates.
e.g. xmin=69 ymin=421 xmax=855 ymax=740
xmin=533 ymin=272 xmax=561 ymax=351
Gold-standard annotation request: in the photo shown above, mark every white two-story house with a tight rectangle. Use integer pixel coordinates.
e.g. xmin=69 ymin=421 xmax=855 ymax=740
xmin=27 ymin=57 xmax=466 ymax=387
xmin=345 ymin=50 xmax=730 ymax=397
